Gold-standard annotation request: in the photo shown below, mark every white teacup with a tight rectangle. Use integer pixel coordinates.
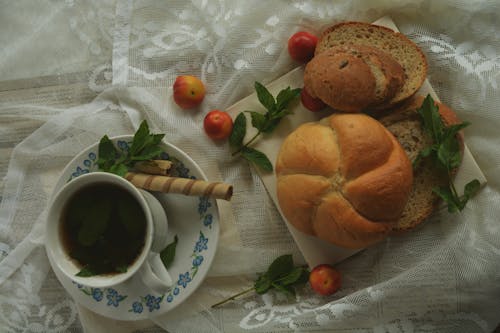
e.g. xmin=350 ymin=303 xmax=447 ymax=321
xmin=45 ymin=172 xmax=172 ymax=293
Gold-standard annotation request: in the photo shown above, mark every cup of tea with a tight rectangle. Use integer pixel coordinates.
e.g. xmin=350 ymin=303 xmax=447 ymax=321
xmin=45 ymin=172 xmax=172 ymax=293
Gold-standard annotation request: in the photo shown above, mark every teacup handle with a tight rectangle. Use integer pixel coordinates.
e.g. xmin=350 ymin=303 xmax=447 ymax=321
xmin=139 ymin=253 xmax=173 ymax=294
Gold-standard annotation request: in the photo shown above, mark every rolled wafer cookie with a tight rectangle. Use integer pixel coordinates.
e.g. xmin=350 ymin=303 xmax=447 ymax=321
xmin=125 ymin=172 xmax=233 ymax=201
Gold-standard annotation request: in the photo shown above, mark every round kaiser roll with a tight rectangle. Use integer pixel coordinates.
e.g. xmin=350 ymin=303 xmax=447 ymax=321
xmin=275 ymin=113 xmax=413 ymax=249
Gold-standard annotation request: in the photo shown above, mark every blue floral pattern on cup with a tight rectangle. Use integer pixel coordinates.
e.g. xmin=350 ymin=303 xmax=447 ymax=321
xmin=67 ymin=138 xmax=214 ymax=315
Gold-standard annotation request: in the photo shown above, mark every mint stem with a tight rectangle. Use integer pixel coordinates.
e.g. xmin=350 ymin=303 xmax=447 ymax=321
xmin=211 ymin=287 xmax=255 ymax=308
xmin=231 ymin=131 xmax=261 ymax=156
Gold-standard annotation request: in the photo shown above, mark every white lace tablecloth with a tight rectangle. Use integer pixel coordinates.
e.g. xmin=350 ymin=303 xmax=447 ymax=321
xmin=1 ymin=1 xmax=499 ymax=332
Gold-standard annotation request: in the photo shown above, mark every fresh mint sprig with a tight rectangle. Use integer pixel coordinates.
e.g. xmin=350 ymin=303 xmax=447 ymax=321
xmin=229 ymin=82 xmax=301 ymax=172
xmin=160 ymin=235 xmax=178 ymax=269
xmin=97 ymin=120 xmax=165 ymax=177
xmin=211 ymin=254 xmax=309 ymax=308
xmin=414 ymin=94 xmax=480 ymax=212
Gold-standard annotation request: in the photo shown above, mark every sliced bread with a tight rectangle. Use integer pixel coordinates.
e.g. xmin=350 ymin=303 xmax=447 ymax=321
xmin=303 ymin=48 xmax=377 ymax=112
xmin=315 ymin=21 xmax=428 ymax=109
xmin=376 ymin=95 xmax=462 ymax=231
xmin=326 ymin=44 xmax=405 ymax=107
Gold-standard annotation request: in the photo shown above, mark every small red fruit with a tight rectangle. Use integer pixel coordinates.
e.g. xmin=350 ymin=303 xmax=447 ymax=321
xmin=288 ymin=31 xmax=318 ymax=63
xmin=203 ymin=110 xmax=233 ymax=140
xmin=309 ymin=264 xmax=341 ymax=296
xmin=301 ymin=88 xmax=326 ymax=112
xmin=173 ymin=75 xmax=206 ymax=109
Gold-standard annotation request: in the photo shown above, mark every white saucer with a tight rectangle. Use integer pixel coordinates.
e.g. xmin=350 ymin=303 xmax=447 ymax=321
xmin=47 ymin=135 xmax=219 ymax=321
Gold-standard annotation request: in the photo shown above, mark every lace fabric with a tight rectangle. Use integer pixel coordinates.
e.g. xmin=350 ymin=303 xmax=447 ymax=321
xmin=0 ymin=0 xmax=499 ymax=332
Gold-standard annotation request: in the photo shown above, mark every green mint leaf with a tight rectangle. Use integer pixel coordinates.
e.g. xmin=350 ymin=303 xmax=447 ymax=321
xmin=276 ymin=266 xmax=307 ymax=286
xmin=412 ymin=145 xmax=435 ymax=169
xmin=246 ymin=111 xmax=267 ymax=132
xmin=97 ymin=135 xmax=119 ymax=171
xmin=255 ymin=81 xmax=275 ymax=112
xmin=416 ymin=94 xmax=479 ymax=213
xmin=266 ymin=254 xmax=294 ymax=280
xmin=152 ymin=133 xmax=165 ymax=145
xmin=275 ymin=87 xmax=301 ymax=112
xmin=98 ymin=135 xmax=118 ymax=161
xmin=130 ymin=145 xmax=163 ymax=162
xmin=271 ymin=282 xmax=295 ymax=297
xmin=262 ymin=117 xmax=282 ymax=134
xmin=76 ymin=265 xmax=97 ymax=277
xmin=160 ymin=235 xmax=178 ymax=269
xmin=97 ymin=121 xmax=166 ymax=177
xmin=77 ymin=199 xmax=112 ymax=246
xmin=109 ymin=163 xmax=129 ymax=177
xmin=433 ymin=186 xmax=461 ymax=213
xmin=229 ymin=113 xmax=247 ymax=149
xmin=417 ymin=95 xmax=444 ymax=143
xmin=463 ymin=179 xmax=480 ymax=201
xmin=130 ymin=120 xmax=150 ymax=155
xmin=241 ymin=147 xmax=273 ymax=172
xmin=254 ymin=274 xmax=272 ymax=294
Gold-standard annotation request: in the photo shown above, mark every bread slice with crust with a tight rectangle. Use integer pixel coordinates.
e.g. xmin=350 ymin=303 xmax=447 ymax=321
xmin=315 ymin=21 xmax=428 ymax=109
xmin=303 ymin=48 xmax=378 ymax=112
xmin=377 ymin=95 xmax=463 ymax=231
xmin=304 ymin=44 xmax=405 ymax=112
xmin=327 ymin=44 xmax=405 ymax=107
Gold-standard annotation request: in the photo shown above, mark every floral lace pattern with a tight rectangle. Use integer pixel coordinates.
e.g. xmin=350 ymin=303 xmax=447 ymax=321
xmin=1 ymin=0 xmax=500 ymax=332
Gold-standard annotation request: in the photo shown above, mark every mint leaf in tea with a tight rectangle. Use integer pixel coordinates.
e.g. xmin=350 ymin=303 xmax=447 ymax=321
xmin=61 ymin=182 xmax=147 ymax=277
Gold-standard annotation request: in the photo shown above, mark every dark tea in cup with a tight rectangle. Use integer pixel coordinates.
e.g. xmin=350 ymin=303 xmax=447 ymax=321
xmin=60 ymin=182 xmax=147 ymax=277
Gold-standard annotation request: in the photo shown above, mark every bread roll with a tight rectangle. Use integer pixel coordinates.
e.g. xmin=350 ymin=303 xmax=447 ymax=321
xmin=276 ymin=113 xmax=413 ymax=248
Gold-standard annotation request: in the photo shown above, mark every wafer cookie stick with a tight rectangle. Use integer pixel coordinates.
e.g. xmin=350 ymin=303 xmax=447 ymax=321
xmin=125 ymin=172 xmax=233 ymax=201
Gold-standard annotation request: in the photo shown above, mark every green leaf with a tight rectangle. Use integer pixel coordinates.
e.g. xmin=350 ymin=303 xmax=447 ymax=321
xmin=266 ymin=254 xmax=294 ymax=280
xmin=254 ymin=274 xmax=272 ymax=294
xmin=254 ymin=81 xmax=275 ymax=112
xmin=241 ymin=147 xmax=273 ymax=172
xmin=276 ymin=266 xmax=306 ymax=286
xmin=130 ymin=145 xmax=164 ymax=162
xmin=229 ymin=113 xmax=247 ymax=149
xmin=76 ymin=265 xmax=97 ymax=277
xmin=412 ymin=145 xmax=435 ymax=169
xmin=160 ymin=235 xmax=178 ymax=269
xmin=96 ymin=120 xmax=166 ymax=178
xmin=271 ymin=282 xmax=295 ymax=297
xmin=109 ymin=164 xmax=129 ymax=177
xmin=262 ymin=117 xmax=281 ymax=133
xmin=98 ymin=135 xmax=118 ymax=161
xmin=433 ymin=186 xmax=460 ymax=213
xmin=416 ymin=94 xmax=479 ymax=213
xmin=130 ymin=120 xmax=150 ymax=155
xmin=294 ymin=267 xmax=311 ymax=285
xmin=97 ymin=135 xmax=118 ymax=171
xmin=77 ymin=199 xmax=112 ymax=246
xmin=246 ymin=111 xmax=267 ymax=132
xmin=417 ymin=95 xmax=444 ymax=143
xmin=275 ymin=87 xmax=301 ymax=112
xmin=463 ymin=179 xmax=480 ymax=201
